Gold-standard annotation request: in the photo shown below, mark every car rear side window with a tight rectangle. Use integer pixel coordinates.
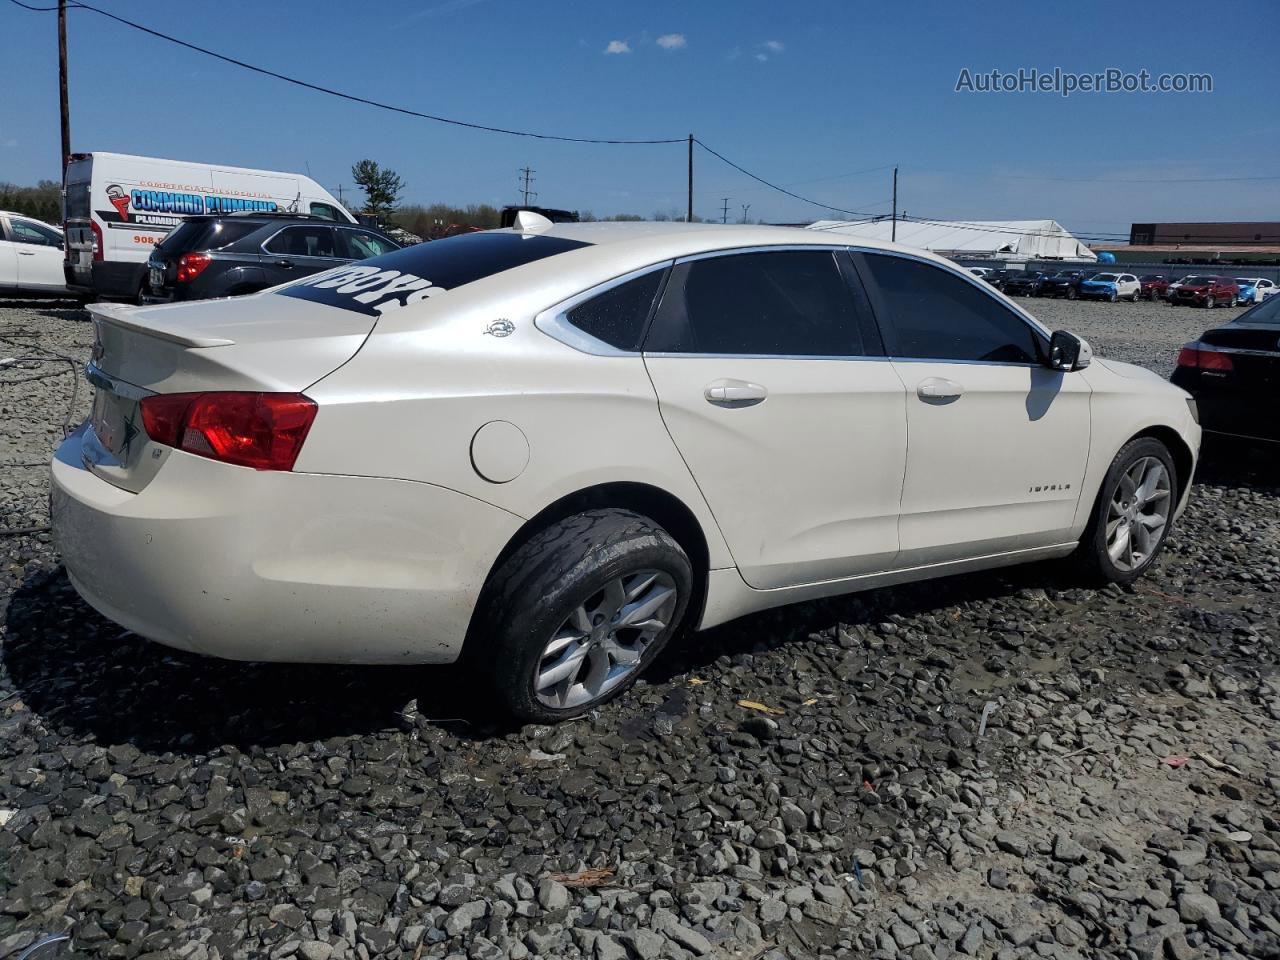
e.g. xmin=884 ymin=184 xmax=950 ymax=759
xmin=646 ymin=249 xmax=867 ymax=356
xmin=339 ymin=229 xmax=399 ymax=260
xmin=860 ymin=253 xmax=1042 ymax=364
xmin=565 ymin=270 xmax=665 ymax=351
xmin=265 ymin=226 xmax=337 ymax=258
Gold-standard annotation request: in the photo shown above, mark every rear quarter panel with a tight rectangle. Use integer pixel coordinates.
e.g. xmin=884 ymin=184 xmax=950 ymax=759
xmin=293 ymin=273 xmax=735 ymax=569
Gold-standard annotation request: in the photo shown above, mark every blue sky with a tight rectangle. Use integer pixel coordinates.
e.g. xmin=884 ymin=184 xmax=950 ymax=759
xmin=2 ymin=0 xmax=1276 ymax=239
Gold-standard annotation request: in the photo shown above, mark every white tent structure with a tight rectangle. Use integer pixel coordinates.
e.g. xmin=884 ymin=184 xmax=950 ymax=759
xmin=806 ymin=218 xmax=1097 ymax=263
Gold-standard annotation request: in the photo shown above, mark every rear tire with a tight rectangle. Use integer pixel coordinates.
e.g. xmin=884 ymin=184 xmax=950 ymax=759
xmin=474 ymin=509 xmax=693 ymax=722
xmin=1073 ymin=437 xmax=1177 ymax=585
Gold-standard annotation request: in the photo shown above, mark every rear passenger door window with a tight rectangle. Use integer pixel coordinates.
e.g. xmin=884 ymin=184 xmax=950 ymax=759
xmin=646 ymin=249 xmax=870 ymax=356
xmin=858 ymin=253 xmax=1043 ymax=363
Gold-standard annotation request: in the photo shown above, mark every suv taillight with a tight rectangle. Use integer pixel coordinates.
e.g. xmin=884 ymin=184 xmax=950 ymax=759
xmin=1176 ymin=344 xmax=1233 ymax=372
xmin=176 ymin=252 xmax=212 ymax=283
xmin=140 ymin=392 xmax=317 ymax=471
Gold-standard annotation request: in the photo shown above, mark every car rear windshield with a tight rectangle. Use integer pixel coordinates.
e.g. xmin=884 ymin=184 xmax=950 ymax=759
xmin=156 ymin=219 xmax=260 ymax=254
xmin=1233 ymin=296 xmax=1280 ymax=325
xmin=275 ymin=230 xmax=592 ymax=316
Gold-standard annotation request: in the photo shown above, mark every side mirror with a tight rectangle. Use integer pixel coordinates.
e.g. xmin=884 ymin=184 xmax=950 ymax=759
xmin=1048 ymin=330 xmax=1092 ymax=371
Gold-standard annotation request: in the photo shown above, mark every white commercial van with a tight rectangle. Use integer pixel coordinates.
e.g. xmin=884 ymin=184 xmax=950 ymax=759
xmin=63 ymin=152 xmax=356 ymax=301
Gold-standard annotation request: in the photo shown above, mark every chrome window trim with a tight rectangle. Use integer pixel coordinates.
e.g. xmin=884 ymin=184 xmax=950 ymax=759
xmin=259 ymin=224 xmax=342 ymax=260
xmin=535 ymin=261 xmax=674 ymax=357
xmin=672 ymin=242 xmax=852 ymax=265
xmin=537 ymin=242 xmax=1053 ymax=366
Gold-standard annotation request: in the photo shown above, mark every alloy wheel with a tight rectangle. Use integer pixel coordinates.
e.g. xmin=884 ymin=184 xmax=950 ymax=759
xmin=533 ymin=570 xmax=679 ymax=709
xmin=1106 ymin=456 xmax=1171 ymax=572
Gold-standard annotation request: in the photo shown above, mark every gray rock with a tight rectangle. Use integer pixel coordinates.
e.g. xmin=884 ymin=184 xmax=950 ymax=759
xmin=1177 ymin=891 xmax=1221 ymax=925
xmin=444 ymin=900 xmax=488 ymax=937
xmin=537 ymin=877 xmax=570 ymax=911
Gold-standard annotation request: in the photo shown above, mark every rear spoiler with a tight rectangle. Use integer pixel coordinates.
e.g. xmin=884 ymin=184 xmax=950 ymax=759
xmin=86 ymin=302 xmax=235 ymax=349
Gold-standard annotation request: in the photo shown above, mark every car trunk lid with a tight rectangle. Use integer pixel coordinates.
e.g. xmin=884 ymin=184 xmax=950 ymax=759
xmin=82 ymin=297 xmax=375 ymax=493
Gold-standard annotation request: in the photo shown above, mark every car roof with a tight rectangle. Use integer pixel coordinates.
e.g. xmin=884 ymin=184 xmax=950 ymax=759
xmin=0 ymin=210 xmax=62 ymax=230
xmin=492 ymin=219 xmax=967 ymax=265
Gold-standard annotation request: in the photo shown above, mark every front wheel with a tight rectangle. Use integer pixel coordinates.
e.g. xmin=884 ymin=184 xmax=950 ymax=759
xmin=1067 ymin=287 xmax=1079 ymax=300
xmin=1074 ymin=438 xmax=1176 ymax=585
xmin=1108 ymin=289 xmax=1118 ymax=303
xmin=476 ymin=509 xmax=692 ymax=722
xmin=1206 ymin=295 xmax=1216 ymax=308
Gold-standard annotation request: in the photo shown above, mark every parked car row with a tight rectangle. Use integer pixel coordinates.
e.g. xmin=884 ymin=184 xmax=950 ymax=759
xmin=968 ymin=266 xmax=1278 ymax=307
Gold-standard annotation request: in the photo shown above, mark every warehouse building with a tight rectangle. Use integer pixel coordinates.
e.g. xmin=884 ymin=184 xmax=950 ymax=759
xmin=806 ymin=218 xmax=1097 ymax=262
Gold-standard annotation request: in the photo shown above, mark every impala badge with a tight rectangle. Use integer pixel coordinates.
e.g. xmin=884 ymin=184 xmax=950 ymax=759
xmin=485 ymin=319 xmax=515 ymax=338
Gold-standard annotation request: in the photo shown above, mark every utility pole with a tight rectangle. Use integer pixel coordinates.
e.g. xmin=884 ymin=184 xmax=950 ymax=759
xmin=740 ymin=203 xmax=751 ymax=224
xmin=518 ymin=166 xmax=537 ymax=205
xmin=720 ymin=198 xmax=730 ymax=224
xmin=686 ymin=135 xmax=694 ymax=223
xmin=58 ymin=0 xmax=71 ymax=174
xmin=333 ymin=184 xmax=346 ymax=205
xmin=891 ymin=166 xmax=898 ymax=242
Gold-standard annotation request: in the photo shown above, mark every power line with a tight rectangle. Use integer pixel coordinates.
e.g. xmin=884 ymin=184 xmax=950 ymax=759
xmin=693 ymin=139 xmax=889 ymax=219
xmin=6 ymin=0 xmax=685 ymax=145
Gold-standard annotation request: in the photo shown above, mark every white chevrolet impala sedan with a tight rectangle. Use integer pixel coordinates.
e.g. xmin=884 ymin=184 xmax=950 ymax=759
xmin=52 ymin=217 xmax=1200 ymax=721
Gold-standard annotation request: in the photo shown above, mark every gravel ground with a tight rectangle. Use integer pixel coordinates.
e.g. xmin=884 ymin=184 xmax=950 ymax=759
xmin=2 ymin=296 xmax=1279 ymax=960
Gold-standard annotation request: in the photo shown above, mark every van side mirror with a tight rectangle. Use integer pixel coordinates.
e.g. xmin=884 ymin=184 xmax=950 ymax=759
xmin=1048 ymin=330 xmax=1092 ymax=371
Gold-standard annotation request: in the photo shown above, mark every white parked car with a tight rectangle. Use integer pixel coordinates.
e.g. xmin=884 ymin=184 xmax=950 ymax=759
xmin=0 ymin=211 xmax=70 ymax=297
xmin=52 ymin=219 xmax=1201 ymax=721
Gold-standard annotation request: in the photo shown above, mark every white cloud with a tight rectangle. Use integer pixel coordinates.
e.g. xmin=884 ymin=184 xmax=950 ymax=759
xmin=657 ymin=33 xmax=687 ymax=50
xmin=604 ymin=39 xmax=631 ymax=54
xmin=762 ymin=39 xmax=785 ymax=52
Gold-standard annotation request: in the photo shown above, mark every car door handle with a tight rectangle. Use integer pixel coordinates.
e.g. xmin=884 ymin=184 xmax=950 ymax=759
xmin=17 ymin=250 xmax=35 ymax=256
xmin=916 ymin=377 xmax=964 ymax=403
xmin=704 ymin=379 xmax=768 ymax=408
xmin=275 ymin=259 xmax=294 ymax=268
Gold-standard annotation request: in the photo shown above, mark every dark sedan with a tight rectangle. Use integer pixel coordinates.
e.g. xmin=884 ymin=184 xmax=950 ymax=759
xmin=982 ymin=269 xmax=1016 ymax=291
xmin=1172 ymin=295 xmax=1280 ymax=444
xmin=1001 ymin=271 xmax=1047 ymax=297
xmin=1037 ymin=270 xmax=1091 ymax=299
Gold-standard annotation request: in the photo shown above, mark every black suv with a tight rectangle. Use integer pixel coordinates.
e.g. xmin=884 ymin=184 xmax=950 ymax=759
xmin=1001 ymin=271 xmax=1047 ymax=297
xmin=1037 ymin=270 xmax=1093 ymax=299
xmin=146 ymin=213 xmax=401 ymax=302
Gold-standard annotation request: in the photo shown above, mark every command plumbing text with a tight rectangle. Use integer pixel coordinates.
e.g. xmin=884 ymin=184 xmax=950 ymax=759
xmin=129 ymin=189 xmax=279 ymax=216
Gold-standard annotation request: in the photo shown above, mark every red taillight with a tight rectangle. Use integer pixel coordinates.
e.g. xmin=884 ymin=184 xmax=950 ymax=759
xmin=1176 ymin=344 xmax=1233 ymax=372
xmin=90 ymin=220 xmax=103 ymax=261
xmin=140 ymin=392 xmax=317 ymax=471
xmin=176 ymin=252 xmax=212 ymax=283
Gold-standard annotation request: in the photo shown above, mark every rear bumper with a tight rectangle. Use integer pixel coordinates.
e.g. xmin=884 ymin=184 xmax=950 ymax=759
xmin=51 ymin=427 xmax=523 ymax=664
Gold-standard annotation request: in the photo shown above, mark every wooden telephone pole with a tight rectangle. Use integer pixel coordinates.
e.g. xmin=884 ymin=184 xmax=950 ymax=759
xmin=686 ymin=135 xmax=694 ymax=222
xmin=59 ymin=0 xmax=71 ymax=172
xmin=891 ymin=166 xmax=898 ymax=242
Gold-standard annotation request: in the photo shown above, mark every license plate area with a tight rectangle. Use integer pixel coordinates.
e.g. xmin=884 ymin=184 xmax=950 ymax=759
xmin=149 ymin=267 xmax=163 ymax=288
